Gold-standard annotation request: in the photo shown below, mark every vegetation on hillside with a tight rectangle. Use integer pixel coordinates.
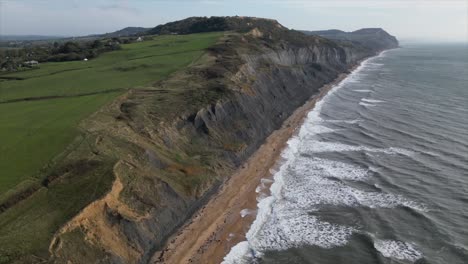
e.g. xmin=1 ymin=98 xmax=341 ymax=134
xmin=0 ymin=15 xmax=398 ymax=263
xmin=147 ymin=16 xmax=341 ymax=48
xmin=148 ymin=16 xmax=290 ymax=35
xmin=302 ymin=28 xmax=399 ymax=52
xmin=0 ymin=32 xmax=222 ymax=263
xmin=0 ymin=37 xmax=148 ymax=71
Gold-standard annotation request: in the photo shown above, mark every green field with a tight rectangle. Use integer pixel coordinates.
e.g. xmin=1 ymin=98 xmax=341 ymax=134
xmin=0 ymin=32 xmax=222 ymax=197
xmin=0 ymin=32 xmax=222 ymax=263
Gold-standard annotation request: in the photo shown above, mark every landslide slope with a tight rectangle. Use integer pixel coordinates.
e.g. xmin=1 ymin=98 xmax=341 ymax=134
xmin=1 ymin=16 xmax=398 ymax=264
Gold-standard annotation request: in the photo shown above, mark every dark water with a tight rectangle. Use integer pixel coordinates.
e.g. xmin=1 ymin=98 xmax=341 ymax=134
xmin=223 ymin=44 xmax=468 ymax=264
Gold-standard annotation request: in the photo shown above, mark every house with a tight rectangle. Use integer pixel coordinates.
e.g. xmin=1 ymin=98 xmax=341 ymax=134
xmin=136 ymin=37 xmax=143 ymax=42
xmin=24 ymin=60 xmax=39 ymax=67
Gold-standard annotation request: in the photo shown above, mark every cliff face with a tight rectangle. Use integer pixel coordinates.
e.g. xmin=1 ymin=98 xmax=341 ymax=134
xmin=48 ymin=18 xmax=396 ymax=264
xmin=303 ymin=28 xmax=399 ymax=52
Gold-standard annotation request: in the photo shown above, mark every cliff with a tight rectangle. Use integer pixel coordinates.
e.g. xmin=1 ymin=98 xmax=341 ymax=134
xmin=9 ymin=17 xmax=397 ymax=263
xmin=302 ymin=28 xmax=399 ymax=52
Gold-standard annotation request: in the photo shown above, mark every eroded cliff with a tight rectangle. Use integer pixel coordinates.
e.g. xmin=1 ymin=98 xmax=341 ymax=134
xmin=40 ymin=17 xmax=396 ymax=264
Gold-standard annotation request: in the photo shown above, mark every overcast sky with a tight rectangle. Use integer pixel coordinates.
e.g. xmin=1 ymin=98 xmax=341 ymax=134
xmin=1 ymin=0 xmax=467 ymax=42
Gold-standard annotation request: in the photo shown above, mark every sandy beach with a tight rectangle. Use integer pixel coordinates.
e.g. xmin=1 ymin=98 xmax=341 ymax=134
xmin=150 ymin=64 xmax=360 ymax=264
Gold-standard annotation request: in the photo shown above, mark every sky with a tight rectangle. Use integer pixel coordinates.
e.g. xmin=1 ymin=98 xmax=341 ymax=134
xmin=0 ymin=0 xmax=467 ymax=43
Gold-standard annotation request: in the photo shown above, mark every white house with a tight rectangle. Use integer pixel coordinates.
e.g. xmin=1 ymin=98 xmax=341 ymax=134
xmin=136 ymin=37 xmax=143 ymax=42
xmin=24 ymin=60 xmax=39 ymax=67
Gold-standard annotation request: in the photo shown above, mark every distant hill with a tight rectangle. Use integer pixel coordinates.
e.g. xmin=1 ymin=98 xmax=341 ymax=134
xmin=93 ymin=27 xmax=151 ymax=38
xmin=0 ymin=27 xmax=149 ymax=43
xmin=302 ymin=28 xmax=399 ymax=51
xmin=0 ymin=35 xmax=66 ymax=41
xmin=147 ymin=16 xmax=287 ymax=35
xmin=147 ymin=17 xmax=399 ymax=52
xmin=146 ymin=16 xmax=325 ymax=47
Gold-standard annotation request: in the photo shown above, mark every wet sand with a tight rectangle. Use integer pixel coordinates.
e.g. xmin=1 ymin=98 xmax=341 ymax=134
xmin=151 ymin=65 xmax=360 ymax=264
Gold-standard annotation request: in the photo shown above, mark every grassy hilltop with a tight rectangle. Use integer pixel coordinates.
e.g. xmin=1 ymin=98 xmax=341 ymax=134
xmin=0 ymin=32 xmax=222 ymax=262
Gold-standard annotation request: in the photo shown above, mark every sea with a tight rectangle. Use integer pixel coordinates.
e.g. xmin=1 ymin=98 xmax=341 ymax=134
xmin=222 ymin=43 xmax=468 ymax=264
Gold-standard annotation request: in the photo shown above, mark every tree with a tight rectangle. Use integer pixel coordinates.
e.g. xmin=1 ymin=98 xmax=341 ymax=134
xmin=60 ymin=41 xmax=81 ymax=53
xmin=91 ymin=40 xmax=103 ymax=49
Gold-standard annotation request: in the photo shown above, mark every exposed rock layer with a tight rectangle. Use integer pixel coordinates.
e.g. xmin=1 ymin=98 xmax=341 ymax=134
xmin=48 ymin=17 xmax=398 ymax=264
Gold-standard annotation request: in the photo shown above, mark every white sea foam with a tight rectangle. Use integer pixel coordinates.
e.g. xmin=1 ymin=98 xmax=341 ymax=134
xmin=222 ymin=241 xmax=256 ymax=264
xmin=365 ymin=61 xmax=384 ymax=70
xmin=280 ymin=156 xmax=425 ymax=211
xmin=240 ymin=209 xmax=256 ymax=218
xmin=223 ymin=50 xmax=424 ymax=263
xmin=303 ymin=124 xmax=336 ymax=135
xmin=268 ymin=167 xmax=278 ymax=174
xmin=256 ymin=192 xmax=269 ymax=202
xmin=227 ymin=233 xmax=236 ymax=240
xmin=302 ymin=141 xmax=414 ymax=156
xmin=256 ymin=178 xmax=274 ymax=193
xmin=224 ymin=146 xmax=422 ymax=260
xmin=359 ymin=101 xmax=377 ymax=107
xmin=388 ymin=147 xmax=415 ymax=156
xmin=261 ymin=178 xmax=273 ymax=184
xmin=374 ymin=239 xmax=423 ymax=262
xmin=255 ymin=185 xmax=263 ymax=193
xmin=247 ymin=207 xmax=355 ymax=252
xmin=353 ymin=89 xmax=372 ymax=93
xmin=309 ymin=158 xmax=370 ymax=181
xmin=362 ymin=98 xmax=385 ymax=103
xmin=324 ymin=119 xmax=361 ymax=124
xmin=255 ymin=182 xmax=267 ymax=193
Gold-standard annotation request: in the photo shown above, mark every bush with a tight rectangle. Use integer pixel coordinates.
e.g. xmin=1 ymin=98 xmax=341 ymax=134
xmin=47 ymin=52 xmax=84 ymax=62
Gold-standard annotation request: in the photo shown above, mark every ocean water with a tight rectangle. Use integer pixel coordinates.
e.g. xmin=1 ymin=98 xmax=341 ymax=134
xmin=223 ymin=44 xmax=468 ymax=264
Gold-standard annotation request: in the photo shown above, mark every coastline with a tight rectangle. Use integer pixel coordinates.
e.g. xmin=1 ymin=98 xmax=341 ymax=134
xmin=151 ymin=59 xmax=368 ymax=264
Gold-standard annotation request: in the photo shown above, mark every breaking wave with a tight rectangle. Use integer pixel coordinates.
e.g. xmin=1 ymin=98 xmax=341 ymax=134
xmin=223 ymin=51 xmax=429 ymax=263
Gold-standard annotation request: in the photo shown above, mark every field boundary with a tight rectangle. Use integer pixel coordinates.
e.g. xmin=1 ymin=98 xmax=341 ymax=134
xmin=0 ymin=88 xmax=126 ymax=104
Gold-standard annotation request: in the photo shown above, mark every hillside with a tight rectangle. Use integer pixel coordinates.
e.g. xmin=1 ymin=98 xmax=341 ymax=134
xmin=302 ymin=28 xmax=399 ymax=52
xmin=93 ymin=27 xmax=151 ymax=38
xmin=148 ymin=16 xmax=287 ymax=35
xmin=0 ymin=16 xmax=398 ymax=264
xmin=0 ymin=32 xmax=222 ymax=264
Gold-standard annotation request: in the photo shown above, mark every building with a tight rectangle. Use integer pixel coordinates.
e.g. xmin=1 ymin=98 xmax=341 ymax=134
xmin=24 ymin=60 xmax=39 ymax=67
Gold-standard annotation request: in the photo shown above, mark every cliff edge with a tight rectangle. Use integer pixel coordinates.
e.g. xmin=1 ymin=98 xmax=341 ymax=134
xmin=5 ymin=16 xmax=398 ymax=264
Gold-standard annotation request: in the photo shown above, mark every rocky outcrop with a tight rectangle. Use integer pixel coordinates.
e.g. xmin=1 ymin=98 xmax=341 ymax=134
xmin=47 ymin=18 xmax=396 ymax=264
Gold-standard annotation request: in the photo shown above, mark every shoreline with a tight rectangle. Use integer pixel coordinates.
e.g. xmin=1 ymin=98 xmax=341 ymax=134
xmin=151 ymin=60 xmax=366 ymax=264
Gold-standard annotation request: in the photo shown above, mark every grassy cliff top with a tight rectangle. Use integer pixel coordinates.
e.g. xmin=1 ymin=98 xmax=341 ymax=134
xmin=0 ymin=32 xmax=223 ymax=263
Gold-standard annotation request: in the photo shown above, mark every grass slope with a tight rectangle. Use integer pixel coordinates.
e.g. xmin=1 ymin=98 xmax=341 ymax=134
xmin=0 ymin=32 xmax=222 ymax=196
xmin=0 ymin=32 xmax=222 ymax=263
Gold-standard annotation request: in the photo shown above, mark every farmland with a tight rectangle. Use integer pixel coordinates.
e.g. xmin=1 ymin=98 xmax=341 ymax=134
xmin=0 ymin=32 xmax=222 ymax=196
xmin=0 ymin=32 xmax=222 ymax=262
